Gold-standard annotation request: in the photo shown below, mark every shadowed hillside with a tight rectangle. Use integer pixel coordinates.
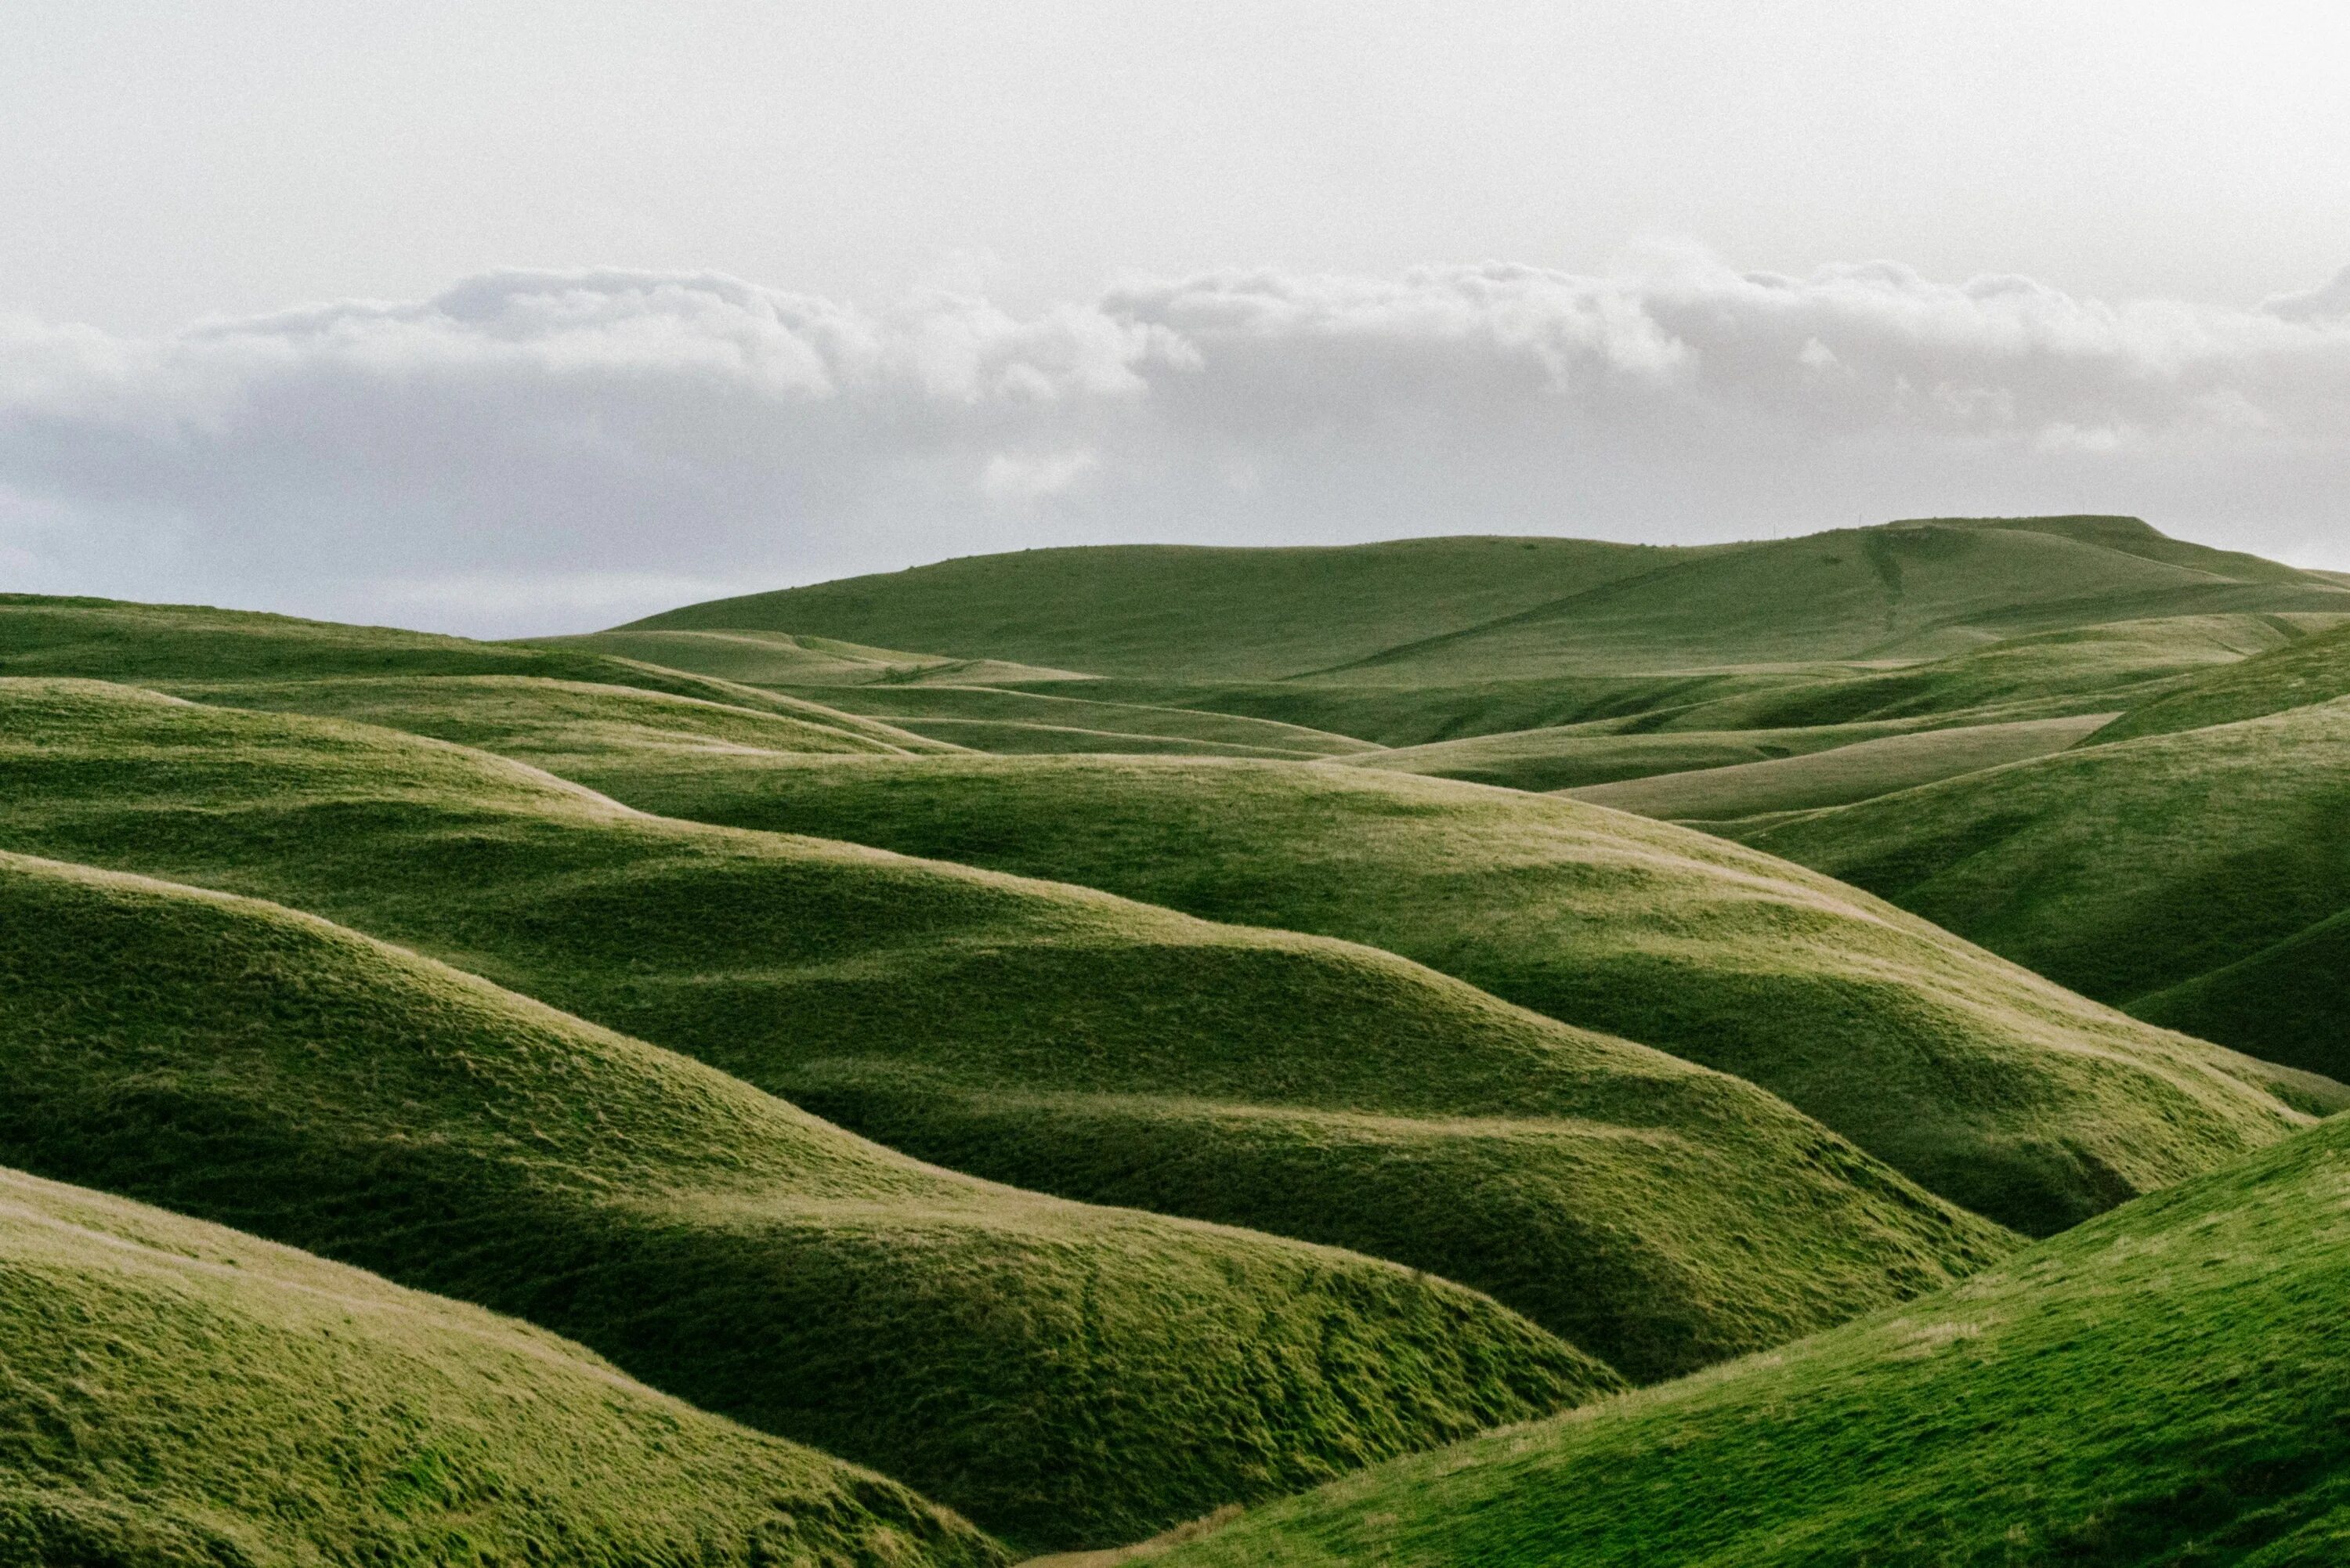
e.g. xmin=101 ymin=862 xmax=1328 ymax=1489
xmin=573 ymin=750 xmax=2340 ymax=1236
xmin=0 ymin=1164 xmax=1003 ymax=1567
xmin=0 ymin=679 xmax=2019 ymax=1389
xmin=1147 ymin=1100 xmax=2350 ymax=1567
xmin=0 ymin=848 xmax=1607 ymax=1552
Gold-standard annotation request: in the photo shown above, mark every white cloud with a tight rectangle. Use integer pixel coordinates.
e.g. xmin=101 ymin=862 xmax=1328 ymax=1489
xmin=4 ymin=255 xmax=2350 ymax=634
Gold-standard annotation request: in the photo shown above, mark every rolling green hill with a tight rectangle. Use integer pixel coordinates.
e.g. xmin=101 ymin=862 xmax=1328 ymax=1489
xmin=0 ymin=1162 xmax=1001 ymax=1568
xmin=0 ymin=847 xmax=1605 ymax=1551
xmin=0 ymin=679 xmax=2011 ymax=1389
xmin=1744 ymin=695 xmax=2350 ymax=1084
xmin=629 ymin=518 xmax=2349 ymax=689
xmin=2092 ymin=617 xmax=2350 ymax=742
xmin=1146 ymin=1091 xmax=2350 ymax=1568
xmin=575 ymin=751 xmax=2341 ymax=1236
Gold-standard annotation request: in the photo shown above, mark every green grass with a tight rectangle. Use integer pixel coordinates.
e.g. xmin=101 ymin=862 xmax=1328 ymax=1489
xmin=1744 ymin=695 xmax=2350 ymax=1084
xmin=1147 ymin=1100 xmax=2350 ymax=1568
xmin=1566 ymin=714 xmax=2115 ymax=822
xmin=0 ymin=678 xmax=2015 ymax=1391
xmin=631 ymin=520 xmax=2349 ymax=687
xmin=0 ymin=591 xmax=953 ymax=753
xmin=540 ymin=627 xmax=1088 ymax=687
xmin=752 ymin=681 xmax=1380 ymax=758
xmin=2093 ymin=619 xmax=2350 ymax=742
xmin=0 ymin=1162 xmax=1002 ymax=1567
xmin=1336 ymin=717 xmax=1923 ymax=793
xmin=0 ymin=845 xmax=1611 ymax=1552
xmin=575 ymin=750 xmax=2339 ymax=1237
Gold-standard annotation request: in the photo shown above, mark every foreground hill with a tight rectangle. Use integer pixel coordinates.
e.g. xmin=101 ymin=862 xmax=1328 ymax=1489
xmin=628 ymin=517 xmax=2349 ymax=687
xmin=0 ymin=680 xmax=2009 ymax=1388
xmin=0 ymin=1165 xmax=1000 ymax=1567
xmin=0 ymin=847 xmax=1603 ymax=1551
xmin=1744 ymin=692 xmax=2350 ymax=1083
xmin=1148 ymin=1091 xmax=2350 ymax=1568
xmin=579 ymin=751 xmax=2339 ymax=1235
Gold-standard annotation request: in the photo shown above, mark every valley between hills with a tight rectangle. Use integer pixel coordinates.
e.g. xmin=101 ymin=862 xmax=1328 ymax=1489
xmin=7 ymin=513 xmax=2350 ymax=1563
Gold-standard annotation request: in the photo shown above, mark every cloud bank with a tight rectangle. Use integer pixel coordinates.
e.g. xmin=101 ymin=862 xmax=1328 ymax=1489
xmin=5 ymin=254 xmax=2349 ymax=634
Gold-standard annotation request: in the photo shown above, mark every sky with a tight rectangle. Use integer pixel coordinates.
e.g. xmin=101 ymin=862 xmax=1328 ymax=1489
xmin=4 ymin=1 xmax=2349 ymax=634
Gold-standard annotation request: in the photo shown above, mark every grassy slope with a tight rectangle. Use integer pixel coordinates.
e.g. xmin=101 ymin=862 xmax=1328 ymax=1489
xmin=0 ymin=847 xmax=1607 ymax=1552
xmin=1745 ymin=697 xmax=2350 ymax=1082
xmin=0 ymin=680 xmax=2009 ymax=1391
xmin=1336 ymin=717 xmax=1928 ymax=793
xmin=539 ymin=627 xmax=1089 ymax=687
xmin=581 ymin=751 xmax=2337 ymax=1237
xmin=2093 ymin=619 xmax=2350 ymax=742
xmin=624 ymin=537 xmax=1684 ymax=680
xmin=1152 ymin=1097 xmax=2350 ymax=1568
xmin=0 ymin=1164 xmax=1001 ymax=1568
xmin=628 ymin=520 xmax=2348 ymax=689
xmin=1566 ymin=713 xmax=2115 ymax=822
xmin=0 ymin=592 xmax=956 ymax=753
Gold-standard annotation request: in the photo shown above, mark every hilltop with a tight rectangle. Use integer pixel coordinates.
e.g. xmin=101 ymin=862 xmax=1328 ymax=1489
xmin=0 ymin=1163 xmax=1001 ymax=1567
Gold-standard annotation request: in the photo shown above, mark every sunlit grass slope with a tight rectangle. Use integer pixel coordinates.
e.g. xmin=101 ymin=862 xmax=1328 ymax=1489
xmin=0 ymin=847 xmax=1607 ymax=1552
xmin=591 ymin=752 xmax=2336 ymax=1236
xmin=541 ymin=627 xmax=1090 ymax=687
xmin=1567 ymin=713 xmax=2113 ymax=822
xmin=629 ymin=518 xmax=2348 ymax=687
xmin=0 ymin=592 xmax=953 ymax=752
xmin=1746 ymin=697 xmax=2350 ymax=1083
xmin=0 ymin=1164 xmax=1001 ymax=1568
xmin=1336 ymin=717 xmax=1925 ymax=793
xmin=0 ymin=681 xmax=2008 ymax=1388
xmin=1152 ymin=1105 xmax=2350 ymax=1568
xmin=624 ymin=536 xmax=1684 ymax=681
xmin=2094 ymin=618 xmax=2350 ymax=742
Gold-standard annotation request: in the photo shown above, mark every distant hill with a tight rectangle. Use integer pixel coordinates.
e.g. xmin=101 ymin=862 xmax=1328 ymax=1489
xmin=1145 ymin=1082 xmax=2350 ymax=1568
xmin=624 ymin=517 xmax=2348 ymax=685
xmin=0 ymin=1163 xmax=1001 ymax=1567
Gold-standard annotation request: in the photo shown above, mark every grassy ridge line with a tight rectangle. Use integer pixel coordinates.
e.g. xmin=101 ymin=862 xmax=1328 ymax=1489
xmin=1564 ymin=713 xmax=2114 ymax=821
xmin=1744 ymin=695 xmax=2350 ymax=1083
xmin=2095 ymin=618 xmax=2350 ymax=741
xmin=0 ymin=680 xmax=2010 ymax=1388
xmin=0 ymin=591 xmax=958 ymax=753
xmin=0 ymin=847 xmax=1607 ymax=1552
xmin=759 ymin=682 xmax=1384 ymax=757
xmin=623 ymin=537 xmax=1686 ymax=681
xmin=0 ymin=1163 xmax=1003 ymax=1568
xmin=1150 ymin=1101 xmax=2350 ymax=1567
xmin=1334 ymin=716 xmax=1930 ymax=793
xmin=536 ymin=626 xmax=1094 ymax=688
xmin=583 ymin=751 xmax=2335 ymax=1237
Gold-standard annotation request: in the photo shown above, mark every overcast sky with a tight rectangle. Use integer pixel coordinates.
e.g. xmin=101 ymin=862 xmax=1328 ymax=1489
xmin=5 ymin=2 xmax=2350 ymax=634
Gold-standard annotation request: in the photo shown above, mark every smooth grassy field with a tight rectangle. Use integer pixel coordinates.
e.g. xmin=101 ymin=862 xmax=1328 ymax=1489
xmin=0 ymin=1163 xmax=1002 ymax=1568
xmin=0 ymin=847 xmax=1611 ymax=1552
xmin=581 ymin=750 xmax=2341 ymax=1237
xmin=1148 ymin=1097 xmax=2350 ymax=1568
xmin=1566 ymin=713 xmax=2115 ymax=822
xmin=0 ymin=680 xmax=2011 ymax=1390
xmin=1746 ymin=695 xmax=2350 ymax=1083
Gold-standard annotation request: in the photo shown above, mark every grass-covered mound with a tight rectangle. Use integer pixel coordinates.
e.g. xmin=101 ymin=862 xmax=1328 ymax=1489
xmin=1148 ymin=1094 xmax=2350 ymax=1568
xmin=0 ymin=848 xmax=1607 ymax=1551
xmin=1565 ymin=713 xmax=2112 ymax=822
xmin=2092 ymin=618 xmax=2350 ymax=742
xmin=0 ymin=1163 xmax=1002 ymax=1568
xmin=585 ymin=751 xmax=2337 ymax=1236
xmin=632 ymin=518 xmax=2348 ymax=686
xmin=0 ymin=681 xmax=2008 ymax=1387
xmin=0 ymin=592 xmax=951 ymax=752
xmin=1746 ymin=696 xmax=2350 ymax=1082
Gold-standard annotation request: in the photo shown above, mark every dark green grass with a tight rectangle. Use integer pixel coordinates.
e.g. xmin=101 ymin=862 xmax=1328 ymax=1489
xmin=1149 ymin=1100 xmax=2350 ymax=1568
xmin=0 ymin=847 xmax=1608 ymax=1552
xmin=579 ymin=750 xmax=2338 ymax=1237
xmin=1567 ymin=713 xmax=2114 ymax=821
xmin=1746 ymin=696 xmax=2350 ymax=1083
xmin=1336 ymin=717 xmax=1927 ymax=792
xmin=0 ymin=680 xmax=2012 ymax=1390
xmin=0 ymin=1162 xmax=1003 ymax=1568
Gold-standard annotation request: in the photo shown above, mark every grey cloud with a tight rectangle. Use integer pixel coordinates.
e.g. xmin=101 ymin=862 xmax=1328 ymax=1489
xmin=3 ymin=258 xmax=2349 ymax=635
